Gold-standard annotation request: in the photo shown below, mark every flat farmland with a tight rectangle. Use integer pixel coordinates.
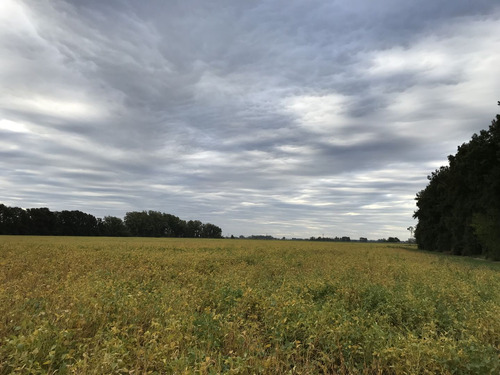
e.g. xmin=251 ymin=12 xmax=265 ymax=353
xmin=1 ymin=236 xmax=499 ymax=374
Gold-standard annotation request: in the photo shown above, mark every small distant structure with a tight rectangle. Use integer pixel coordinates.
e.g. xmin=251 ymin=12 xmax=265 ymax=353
xmin=407 ymin=226 xmax=416 ymax=244
xmin=359 ymin=237 xmax=368 ymax=242
xmin=407 ymin=226 xmax=414 ymax=238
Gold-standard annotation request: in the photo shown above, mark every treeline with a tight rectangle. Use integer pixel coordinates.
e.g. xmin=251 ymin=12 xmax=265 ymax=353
xmin=309 ymin=236 xmax=401 ymax=243
xmin=414 ymin=105 xmax=500 ymax=260
xmin=0 ymin=204 xmax=222 ymax=238
xmin=310 ymin=236 xmax=352 ymax=242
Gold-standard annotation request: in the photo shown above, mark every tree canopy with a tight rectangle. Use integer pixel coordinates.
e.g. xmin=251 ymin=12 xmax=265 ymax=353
xmin=414 ymin=105 xmax=500 ymax=260
xmin=0 ymin=204 xmax=222 ymax=239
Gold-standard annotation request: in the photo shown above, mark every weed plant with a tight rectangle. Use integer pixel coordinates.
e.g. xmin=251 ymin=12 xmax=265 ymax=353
xmin=0 ymin=236 xmax=499 ymax=374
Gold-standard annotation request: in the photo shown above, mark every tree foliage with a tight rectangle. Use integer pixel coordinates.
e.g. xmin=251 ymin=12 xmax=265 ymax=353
xmin=100 ymin=216 xmax=128 ymax=237
xmin=414 ymin=106 xmax=500 ymax=260
xmin=0 ymin=204 xmax=222 ymax=239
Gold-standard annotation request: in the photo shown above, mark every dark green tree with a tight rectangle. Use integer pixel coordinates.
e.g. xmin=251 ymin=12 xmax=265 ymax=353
xmin=27 ymin=207 xmax=57 ymax=235
xmin=100 ymin=216 xmax=128 ymax=236
xmin=200 ymin=223 xmax=223 ymax=238
xmin=147 ymin=211 xmax=168 ymax=237
xmin=56 ymin=210 xmax=98 ymax=236
xmin=186 ymin=220 xmax=203 ymax=237
xmin=124 ymin=211 xmax=152 ymax=236
xmin=0 ymin=204 xmax=30 ymax=234
xmin=414 ymin=104 xmax=500 ymax=259
xmin=162 ymin=213 xmax=186 ymax=237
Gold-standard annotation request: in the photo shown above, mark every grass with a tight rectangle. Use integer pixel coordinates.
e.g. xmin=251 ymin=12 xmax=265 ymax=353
xmin=0 ymin=236 xmax=499 ymax=374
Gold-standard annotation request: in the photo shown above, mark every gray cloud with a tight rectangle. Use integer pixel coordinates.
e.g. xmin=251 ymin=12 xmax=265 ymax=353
xmin=1 ymin=0 xmax=499 ymax=239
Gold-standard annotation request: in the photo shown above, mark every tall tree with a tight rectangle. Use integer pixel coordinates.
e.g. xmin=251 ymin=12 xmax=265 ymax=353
xmin=100 ymin=216 xmax=128 ymax=237
xmin=186 ymin=220 xmax=203 ymax=237
xmin=27 ymin=207 xmax=57 ymax=235
xmin=414 ymin=104 xmax=500 ymax=259
xmin=0 ymin=204 xmax=30 ymax=234
xmin=56 ymin=210 xmax=99 ymax=236
xmin=124 ymin=211 xmax=151 ymax=236
xmin=200 ymin=223 xmax=223 ymax=238
xmin=163 ymin=213 xmax=187 ymax=237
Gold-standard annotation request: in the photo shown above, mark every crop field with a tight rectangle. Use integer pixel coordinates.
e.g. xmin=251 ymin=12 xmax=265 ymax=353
xmin=0 ymin=236 xmax=499 ymax=374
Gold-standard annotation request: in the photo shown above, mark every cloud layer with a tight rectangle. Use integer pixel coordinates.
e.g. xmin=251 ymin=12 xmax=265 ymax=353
xmin=1 ymin=0 xmax=499 ymax=239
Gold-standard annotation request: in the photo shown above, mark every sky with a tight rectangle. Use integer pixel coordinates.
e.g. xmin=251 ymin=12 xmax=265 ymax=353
xmin=1 ymin=0 xmax=499 ymax=240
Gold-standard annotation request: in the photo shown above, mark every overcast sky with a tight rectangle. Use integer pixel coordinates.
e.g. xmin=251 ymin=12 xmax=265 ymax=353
xmin=1 ymin=0 xmax=499 ymax=239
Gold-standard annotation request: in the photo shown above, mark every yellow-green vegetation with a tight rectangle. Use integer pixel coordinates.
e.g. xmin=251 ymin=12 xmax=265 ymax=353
xmin=1 ymin=236 xmax=499 ymax=374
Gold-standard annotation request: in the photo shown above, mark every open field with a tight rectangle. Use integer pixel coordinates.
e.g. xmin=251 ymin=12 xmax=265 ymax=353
xmin=1 ymin=236 xmax=499 ymax=374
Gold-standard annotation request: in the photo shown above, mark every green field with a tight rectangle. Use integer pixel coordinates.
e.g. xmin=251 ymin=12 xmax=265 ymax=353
xmin=1 ymin=236 xmax=499 ymax=374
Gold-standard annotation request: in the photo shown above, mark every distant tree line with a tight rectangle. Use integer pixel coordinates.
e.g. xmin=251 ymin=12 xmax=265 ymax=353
xmin=414 ymin=104 xmax=500 ymax=260
xmin=376 ymin=237 xmax=401 ymax=243
xmin=0 ymin=204 xmax=222 ymax=238
xmin=309 ymin=236 xmax=401 ymax=243
xmin=245 ymin=235 xmax=277 ymax=240
xmin=310 ymin=236 xmax=351 ymax=242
